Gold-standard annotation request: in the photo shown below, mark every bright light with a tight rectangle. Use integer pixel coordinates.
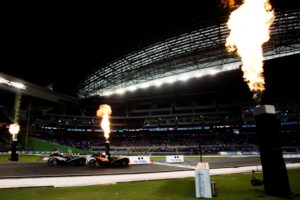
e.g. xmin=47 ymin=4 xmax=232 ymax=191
xmin=10 ymin=82 xmax=26 ymax=89
xmin=178 ymin=74 xmax=190 ymax=81
xmin=195 ymin=72 xmax=204 ymax=78
xmin=140 ymin=82 xmax=150 ymax=89
xmin=128 ymin=85 xmax=137 ymax=91
xmin=208 ymin=70 xmax=218 ymax=76
xmin=154 ymin=80 xmax=163 ymax=87
xmin=226 ymin=0 xmax=274 ymax=100
xmin=99 ymin=64 xmax=242 ymax=96
xmin=0 ymin=77 xmax=9 ymax=84
xmin=9 ymin=124 xmax=20 ymax=135
xmin=116 ymin=88 xmax=125 ymax=95
xmin=103 ymin=91 xmax=113 ymax=96
xmin=9 ymin=123 xmax=20 ymax=140
xmin=96 ymin=104 xmax=112 ymax=140
xmin=0 ymin=76 xmax=26 ymax=90
xmin=165 ymin=77 xmax=176 ymax=84
xmin=97 ymin=56 xmax=278 ymax=97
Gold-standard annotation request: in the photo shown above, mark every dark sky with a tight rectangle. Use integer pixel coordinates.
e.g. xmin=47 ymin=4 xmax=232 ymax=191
xmin=1 ymin=0 xmax=299 ymax=96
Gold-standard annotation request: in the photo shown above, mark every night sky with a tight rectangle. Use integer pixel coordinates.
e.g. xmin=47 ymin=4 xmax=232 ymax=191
xmin=1 ymin=0 xmax=299 ymax=96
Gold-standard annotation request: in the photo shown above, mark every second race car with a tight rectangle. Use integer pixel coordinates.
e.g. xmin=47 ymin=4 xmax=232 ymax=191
xmin=88 ymin=153 xmax=130 ymax=168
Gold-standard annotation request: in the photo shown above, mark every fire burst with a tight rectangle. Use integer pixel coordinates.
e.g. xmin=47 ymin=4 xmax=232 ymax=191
xmin=9 ymin=123 xmax=20 ymax=140
xmin=96 ymin=104 xmax=112 ymax=140
xmin=225 ymin=0 xmax=274 ymax=101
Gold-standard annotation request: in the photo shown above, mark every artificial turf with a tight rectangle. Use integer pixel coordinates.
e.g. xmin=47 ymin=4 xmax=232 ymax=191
xmin=0 ymin=169 xmax=299 ymax=200
xmin=0 ymin=154 xmax=45 ymax=162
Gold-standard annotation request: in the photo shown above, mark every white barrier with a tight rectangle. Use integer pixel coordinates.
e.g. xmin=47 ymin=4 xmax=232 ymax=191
xmin=195 ymin=163 xmax=212 ymax=198
xmin=219 ymin=151 xmax=260 ymax=156
xmin=166 ymin=155 xmax=184 ymax=163
xmin=128 ymin=156 xmax=151 ymax=165
xmin=283 ymin=154 xmax=300 ymax=158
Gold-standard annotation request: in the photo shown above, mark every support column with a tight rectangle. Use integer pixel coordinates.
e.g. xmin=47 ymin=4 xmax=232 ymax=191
xmin=253 ymin=105 xmax=291 ymax=198
xmin=10 ymin=92 xmax=21 ymax=161
xmin=13 ymin=92 xmax=22 ymax=123
xmin=105 ymin=140 xmax=110 ymax=158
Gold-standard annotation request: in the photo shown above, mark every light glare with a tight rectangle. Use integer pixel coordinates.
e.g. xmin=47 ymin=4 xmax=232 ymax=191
xmin=9 ymin=124 xmax=20 ymax=135
xmin=0 ymin=76 xmax=26 ymax=90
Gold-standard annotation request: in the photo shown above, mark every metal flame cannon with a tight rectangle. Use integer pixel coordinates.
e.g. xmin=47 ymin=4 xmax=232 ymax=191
xmin=253 ymin=105 xmax=291 ymax=198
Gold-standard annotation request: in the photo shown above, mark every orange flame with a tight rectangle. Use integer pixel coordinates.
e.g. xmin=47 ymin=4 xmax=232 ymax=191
xmin=96 ymin=104 xmax=112 ymax=140
xmin=220 ymin=0 xmax=237 ymax=9
xmin=9 ymin=123 xmax=20 ymax=140
xmin=225 ymin=0 xmax=274 ymax=101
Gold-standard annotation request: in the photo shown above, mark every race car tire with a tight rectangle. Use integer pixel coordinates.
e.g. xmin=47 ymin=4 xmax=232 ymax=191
xmin=47 ymin=158 xmax=57 ymax=166
xmin=122 ymin=160 xmax=129 ymax=167
xmin=89 ymin=159 xmax=97 ymax=168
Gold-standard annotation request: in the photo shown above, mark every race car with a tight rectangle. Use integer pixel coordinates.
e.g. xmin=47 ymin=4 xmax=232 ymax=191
xmin=88 ymin=153 xmax=130 ymax=168
xmin=47 ymin=151 xmax=86 ymax=166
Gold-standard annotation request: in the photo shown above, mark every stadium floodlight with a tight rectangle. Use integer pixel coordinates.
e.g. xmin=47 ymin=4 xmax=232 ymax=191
xmin=165 ymin=77 xmax=176 ymax=84
xmin=178 ymin=74 xmax=190 ymax=81
xmin=140 ymin=82 xmax=150 ymax=89
xmin=102 ymin=63 xmax=242 ymax=96
xmin=208 ymin=70 xmax=218 ymax=76
xmin=103 ymin=91 xmax=113 ymax=96
xmin=95 ymin=48 xmax=300 ymax=97
xmin=195 ymin=72 xmax=204 ymax=78
xmin=154 ymin=80 xmax=163 ymax=87
xmin=10 ymin=82 xmax=26 ymax=89
xmin=128 ymin=85 xmax=138 ymax=91
xmin=0 ymin=76 xmax=26 ymax=90
xmin=0 ymin=77 xmax=9 ymax=84
xmin=116 ymin=88 xmax=125 ymax=95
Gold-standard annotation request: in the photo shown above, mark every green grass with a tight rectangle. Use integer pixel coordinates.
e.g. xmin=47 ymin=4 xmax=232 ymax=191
xmin=0 ymin=155 xmax=45 ymax=162
xmin=0 ymin=169 xmax=299 ymax=200
xmin=27 ymin=137 xmax=93 ymax=154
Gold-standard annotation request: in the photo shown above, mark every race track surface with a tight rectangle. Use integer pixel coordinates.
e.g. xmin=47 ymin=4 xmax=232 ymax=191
xmin=1 ymin=156 xmax=299 ymax=179
xmin=0 ymin=162 xmax=190 ymax=179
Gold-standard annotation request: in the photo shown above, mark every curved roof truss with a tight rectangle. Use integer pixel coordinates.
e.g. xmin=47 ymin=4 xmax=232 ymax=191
xmin=78 ymin=8 xmax=300 ymax=98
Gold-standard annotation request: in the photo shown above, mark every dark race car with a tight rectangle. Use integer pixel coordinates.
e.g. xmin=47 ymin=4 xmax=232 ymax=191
xmin=88 ymin=153 xmax=130 ymax=168
xmin=47 ymin=151 xmax=86 ymax=166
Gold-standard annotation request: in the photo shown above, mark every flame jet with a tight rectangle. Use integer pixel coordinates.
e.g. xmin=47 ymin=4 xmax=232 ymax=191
xmin=225 ymin=0 xmax=274 ymax=101
xmin=220 ymin=0 xmax=237 ymax=9
xmin=96 ymin=104 xmax=112 ymax=140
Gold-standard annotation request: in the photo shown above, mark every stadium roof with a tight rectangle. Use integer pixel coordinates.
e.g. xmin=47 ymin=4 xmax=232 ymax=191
xmin=78 ymin=8 xmax=300 ymax=98
xmin=1 ymin=0 xmax=299 ymax=99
